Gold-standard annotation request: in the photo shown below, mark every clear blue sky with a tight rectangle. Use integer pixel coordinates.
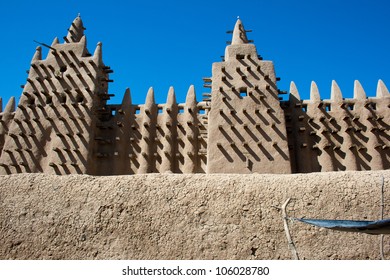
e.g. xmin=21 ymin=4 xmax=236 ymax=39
xmin=0 ymin=0 xmax=389 ymax=107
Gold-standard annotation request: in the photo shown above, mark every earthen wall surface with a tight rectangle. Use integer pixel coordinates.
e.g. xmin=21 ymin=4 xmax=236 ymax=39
xmin=0 ymin=170 xmax=389 ymax=259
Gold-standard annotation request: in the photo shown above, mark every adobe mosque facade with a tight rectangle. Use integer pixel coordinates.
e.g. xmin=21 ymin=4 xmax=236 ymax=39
xmin=0 ymin=16 xmax=388 ymax=175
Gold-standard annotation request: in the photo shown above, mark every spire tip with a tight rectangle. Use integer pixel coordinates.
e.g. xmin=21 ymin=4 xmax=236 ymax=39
xmin=231 ymin=17 xmax=248 ymax=45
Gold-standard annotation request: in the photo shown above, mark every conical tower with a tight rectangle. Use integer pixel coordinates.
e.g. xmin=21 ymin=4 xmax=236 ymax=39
xmin=0 ymin=16 xmax=112 ymax=175
xmin=65 ymin=14 xmax=86 ymax=43
xmin=207 ymin=18 xmax=291 ymax=173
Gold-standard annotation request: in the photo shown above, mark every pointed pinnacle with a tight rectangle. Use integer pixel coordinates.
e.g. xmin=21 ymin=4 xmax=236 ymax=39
xmin=145 ymin=87 xmax=155 ymax=108
xmin=93 ymin=42 xmax=102 ymax=65
xmin=353 ymin=80 xmax=366 ymax=100
xmin=166 ymin=86 xmax=177 ymax=106
xmin=232 ymin=18 xmax=248 ymax=45
xmin=310 ymin=81 xmax=321 ymax=102
xmin=4 ymin=96 xmax=15 ymax=113
xmin=122 ymin=88 xmax=131 ymax=106
xmin=51 ymin=37 xmax=59 ymax=47
xmin=376 ymin=79 xmax=390 ymax=98
xmin=330 ymin=80 xmax=342 ymax=102
xmin=289 ymin=81 xmax=300 ymax=101
xmin=79 ymin=35 xmax=87 ymax=47
xmin=66 ymin=15 xmax=85 ymax=43
xmin=185 ymin=85 xmax=197 ymax=108
xmin=31 ymin=46 xmax=42 ymax=63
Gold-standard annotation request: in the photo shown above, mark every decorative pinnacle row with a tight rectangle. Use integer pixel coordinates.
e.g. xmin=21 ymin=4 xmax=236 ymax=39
xmin=289 ymin=80 xmax=390 ymax=102
xmin=118 ymin=85 xmax=197 ymax=109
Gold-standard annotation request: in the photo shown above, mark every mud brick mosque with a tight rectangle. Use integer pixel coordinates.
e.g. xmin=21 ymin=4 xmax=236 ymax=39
xmin=0 ymin=16 xmax=388 ymax=175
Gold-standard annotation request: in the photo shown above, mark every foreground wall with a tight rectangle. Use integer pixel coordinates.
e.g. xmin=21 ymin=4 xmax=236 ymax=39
xmin=0 ymin=170 xmax=389 ymax=259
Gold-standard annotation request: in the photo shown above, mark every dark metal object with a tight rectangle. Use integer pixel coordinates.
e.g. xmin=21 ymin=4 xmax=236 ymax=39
xmin=33 ymin=40 xmax=57 ymax=52
xmin=295 ymin=218 xmax=390 ymax=235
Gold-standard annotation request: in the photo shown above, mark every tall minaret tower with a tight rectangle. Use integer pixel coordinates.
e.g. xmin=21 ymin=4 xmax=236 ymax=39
xmin=0 ymin=16 xmax=111 ymax=175
xmin=207 ymin=19 xmax=291 ymax=173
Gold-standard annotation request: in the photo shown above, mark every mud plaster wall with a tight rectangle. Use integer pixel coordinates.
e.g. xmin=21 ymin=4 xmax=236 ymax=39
xmin=0 ymin=170 xmax=389 ymax=260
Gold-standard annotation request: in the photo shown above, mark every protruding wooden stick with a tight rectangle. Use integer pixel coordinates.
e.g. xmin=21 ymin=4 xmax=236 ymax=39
xmin=281 ymin=198 xmax=299 ymax=260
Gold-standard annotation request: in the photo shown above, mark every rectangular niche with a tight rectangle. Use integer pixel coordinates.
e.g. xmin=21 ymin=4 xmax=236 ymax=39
xmin=239 ymin=87 xmax=248 ymax=99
